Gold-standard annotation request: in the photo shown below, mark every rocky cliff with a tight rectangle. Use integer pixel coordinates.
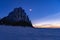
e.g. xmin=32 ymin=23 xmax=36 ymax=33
xmin=0 ymin=7 xmax=32 ymax=27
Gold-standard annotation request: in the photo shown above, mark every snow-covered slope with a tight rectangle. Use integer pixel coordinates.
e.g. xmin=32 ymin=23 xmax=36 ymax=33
xmin=0 ymin=25 xmax=60 ymax=40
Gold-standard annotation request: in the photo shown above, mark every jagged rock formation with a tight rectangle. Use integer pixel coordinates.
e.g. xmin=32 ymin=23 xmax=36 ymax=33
xmin=0 ymin=7 xmax=32 ymax=27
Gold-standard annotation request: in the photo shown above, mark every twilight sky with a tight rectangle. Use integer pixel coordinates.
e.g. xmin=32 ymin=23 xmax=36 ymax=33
xmin=0 ymin=0 xmax=60 ymax=25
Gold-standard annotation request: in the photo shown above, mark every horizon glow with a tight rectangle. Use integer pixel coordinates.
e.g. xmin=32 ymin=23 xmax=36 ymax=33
xmin=32 ymin=12 xmax=60 ymax=28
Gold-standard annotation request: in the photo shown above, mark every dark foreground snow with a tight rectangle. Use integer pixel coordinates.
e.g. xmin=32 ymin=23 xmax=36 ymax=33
xmin=0 ymin=25 xmax=60 ymax=40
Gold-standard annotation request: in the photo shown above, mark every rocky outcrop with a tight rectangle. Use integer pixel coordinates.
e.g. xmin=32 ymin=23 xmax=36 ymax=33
xmin=0 ymin=7 xmax=32 ymax=27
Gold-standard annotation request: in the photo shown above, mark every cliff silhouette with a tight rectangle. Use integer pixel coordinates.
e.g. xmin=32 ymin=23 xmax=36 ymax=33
xmin=0 ymin=7 xmax=32 ymax=27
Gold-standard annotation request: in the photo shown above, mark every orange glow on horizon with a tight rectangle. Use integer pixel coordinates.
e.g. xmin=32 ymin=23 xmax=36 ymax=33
xmin=33 ymin=23 xmax=60 ymax=28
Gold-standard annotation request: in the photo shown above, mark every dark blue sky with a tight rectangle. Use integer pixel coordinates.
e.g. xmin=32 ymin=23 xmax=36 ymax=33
xmin=0 ymin=0 xmax=60 ymax=25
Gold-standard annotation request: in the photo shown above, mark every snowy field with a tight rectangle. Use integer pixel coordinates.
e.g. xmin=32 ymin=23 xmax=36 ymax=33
xmin=0 ymin=25 xmax=60 ymax=40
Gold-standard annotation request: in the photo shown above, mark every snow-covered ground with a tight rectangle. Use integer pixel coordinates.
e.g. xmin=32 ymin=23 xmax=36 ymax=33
xmin=0 ymin=25 xmax=60 ymax=40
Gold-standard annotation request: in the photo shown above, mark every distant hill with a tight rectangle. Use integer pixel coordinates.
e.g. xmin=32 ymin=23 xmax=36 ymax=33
xmin=0 ymin=7 xmax=33 ymax=27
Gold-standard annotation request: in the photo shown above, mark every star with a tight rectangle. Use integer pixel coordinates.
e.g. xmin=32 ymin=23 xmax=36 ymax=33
xmin=29 ymin=8 xmax=32 ymax=12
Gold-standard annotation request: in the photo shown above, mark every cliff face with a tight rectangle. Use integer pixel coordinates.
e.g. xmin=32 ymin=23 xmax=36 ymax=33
xmin=0 ymin=7 xmax=32 ymax=27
